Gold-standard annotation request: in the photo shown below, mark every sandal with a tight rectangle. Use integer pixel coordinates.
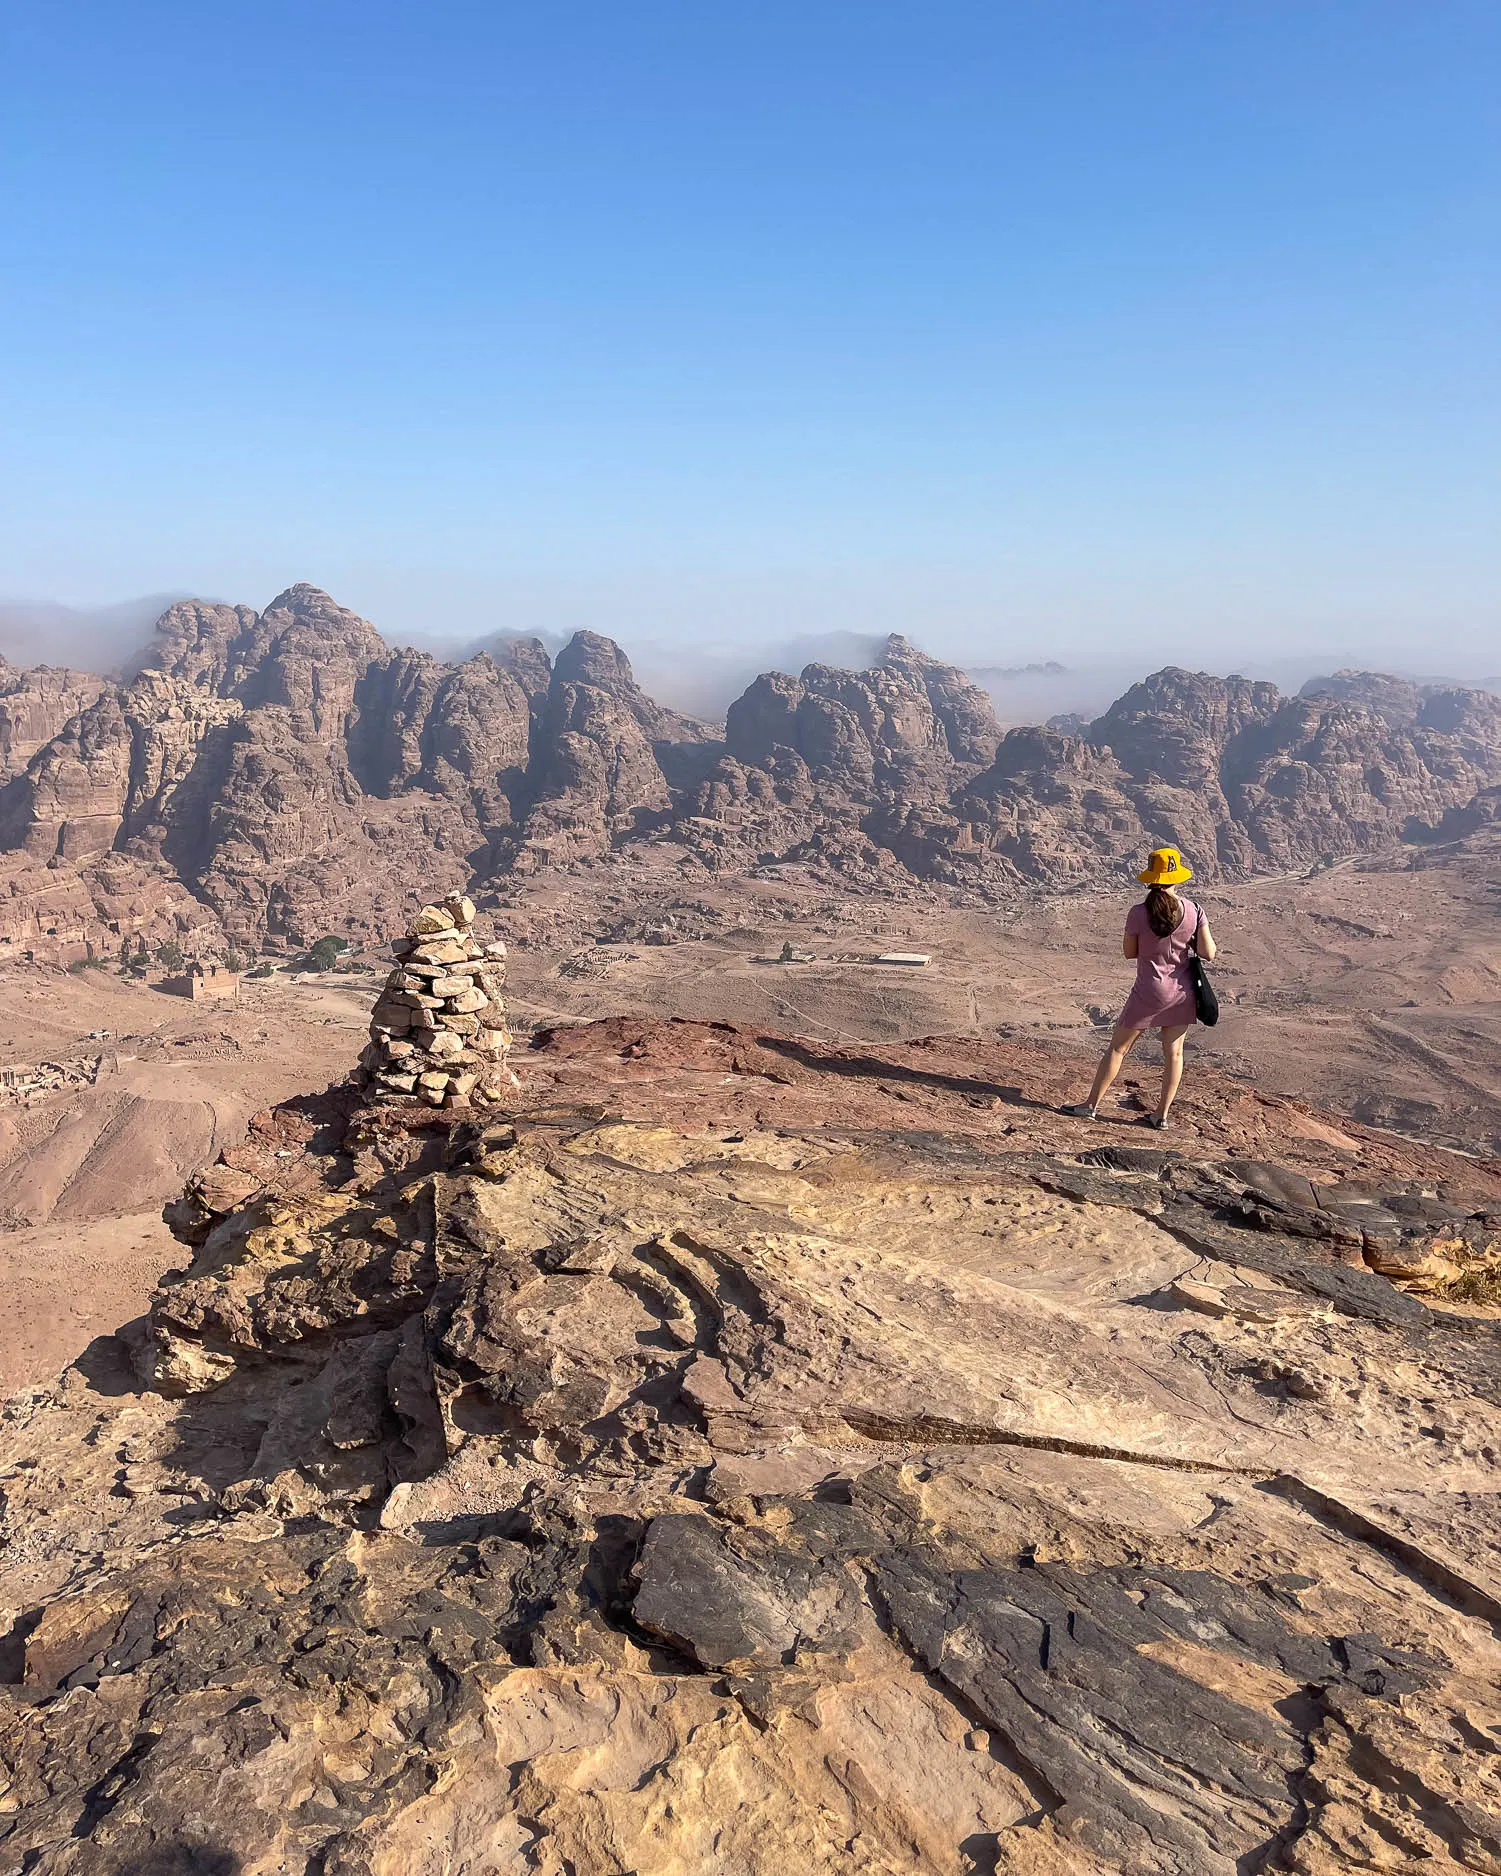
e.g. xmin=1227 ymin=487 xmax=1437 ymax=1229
xmin=1062 ymin=1102 xmax=1099 ymax=1120
xmin=1142 ymin=1113 xmax=1172 ymax=1130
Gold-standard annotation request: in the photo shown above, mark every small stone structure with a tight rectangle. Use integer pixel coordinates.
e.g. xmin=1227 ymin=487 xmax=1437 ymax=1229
xmin=163 ymin=961 xmax=241 ymax=1002
xmin=354 ymin=893 xmax=515 ymax=1108
xmin=1 ymin=1055 xmax=104 ymax=1105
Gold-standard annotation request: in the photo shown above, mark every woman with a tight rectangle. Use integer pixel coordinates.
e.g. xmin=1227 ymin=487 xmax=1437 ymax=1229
xmin=1064 ymin=846 xmax=1216 ymax=1129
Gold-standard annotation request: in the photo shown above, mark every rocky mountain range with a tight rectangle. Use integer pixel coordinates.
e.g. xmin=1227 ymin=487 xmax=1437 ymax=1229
xmin=3 ymin=584 xmax=1499 ymax=959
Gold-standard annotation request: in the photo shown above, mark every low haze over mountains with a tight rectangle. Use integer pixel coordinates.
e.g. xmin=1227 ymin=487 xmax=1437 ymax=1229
xmin=2 ymin=583 xmax=1499 ymax=962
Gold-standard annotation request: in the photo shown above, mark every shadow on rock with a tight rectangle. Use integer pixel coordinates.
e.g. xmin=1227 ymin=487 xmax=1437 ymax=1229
xmin=754 ymin=1033 xmax=1055 ymax=1108
xmin=112 ymin=1847 xmax=241 ymax=1874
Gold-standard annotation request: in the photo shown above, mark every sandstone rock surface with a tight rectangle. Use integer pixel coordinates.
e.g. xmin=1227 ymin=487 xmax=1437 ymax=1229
xmin=0 ymin=660 xmax=108 ymax=783
xmin=2 ymin=1006 xmax=1499 ymax=1873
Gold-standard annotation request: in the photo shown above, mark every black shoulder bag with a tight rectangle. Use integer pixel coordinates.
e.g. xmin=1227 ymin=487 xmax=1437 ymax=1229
xmin=1186 ymin=906 xmax=1219 ymax=1026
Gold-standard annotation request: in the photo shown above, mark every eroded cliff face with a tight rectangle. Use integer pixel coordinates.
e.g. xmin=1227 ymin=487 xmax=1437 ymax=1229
xmin=0 ymin=661 xmax=109 ymax=783
xmin=3 ymin=590 xmax=1501 ymax=958
xmin=2 ymin=1010 xmax=1499 ymax=1874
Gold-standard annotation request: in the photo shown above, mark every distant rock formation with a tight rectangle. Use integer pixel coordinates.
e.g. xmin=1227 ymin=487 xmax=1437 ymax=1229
xmin=0 ymin=657 xmax=108 ymax=781
xmin=2 ymin=589 xmax=1500 ymax=957
xmin=1299 ymin=668 xmax=1429 ymax=725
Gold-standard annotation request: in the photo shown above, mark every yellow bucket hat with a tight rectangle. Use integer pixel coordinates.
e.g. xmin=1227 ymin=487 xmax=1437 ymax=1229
xmin=1138 ymin=846 xmax=1193 ymax=885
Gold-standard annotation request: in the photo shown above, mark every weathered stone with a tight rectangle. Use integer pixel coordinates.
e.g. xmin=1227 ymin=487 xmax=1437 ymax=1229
xmin=413 ymin=903 xmax=457 ymax=935
xmin=330 ymin=889 xmax=512 ymax=1109
xmin=4 ymin=1016 xmax=1497 ymax=1873
xmin=398 ymin=958 xmax=447 ymax=979
xmin=387 ymin=990 xmax=438 ymax=1011
xmin=407 ymin=937 xmax=469 ymax=967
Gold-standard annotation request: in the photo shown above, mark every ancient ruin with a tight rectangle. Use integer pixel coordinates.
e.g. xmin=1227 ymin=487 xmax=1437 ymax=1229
xmin=0 ymin=1053 xmax=103 ymax=1106
xmin=161 ymin=960 xmax=240 ymax=1002
xmin=352 ymin=890 xmax=515 ymax=1107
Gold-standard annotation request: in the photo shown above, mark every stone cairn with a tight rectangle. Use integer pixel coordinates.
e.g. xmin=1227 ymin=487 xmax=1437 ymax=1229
xmin=354 ymin=893 xmax=516 ymax=1108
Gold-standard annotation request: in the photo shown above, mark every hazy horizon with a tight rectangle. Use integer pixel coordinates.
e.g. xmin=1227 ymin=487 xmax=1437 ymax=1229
xmin=3 ymin=583 xmax=1496 ymax=725
xmin=4 ymin=3 xmax=1498 ymax=681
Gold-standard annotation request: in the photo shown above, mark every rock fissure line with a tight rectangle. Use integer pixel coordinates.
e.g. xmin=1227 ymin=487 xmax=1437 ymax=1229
xmin=856 ymin=1564 xmax=1069 ymax=1830
xmin=1261 ymin=1474 xmax=1501 ymax=1633
xmin=837 ymin=1408 xmax=1272 ymax=1478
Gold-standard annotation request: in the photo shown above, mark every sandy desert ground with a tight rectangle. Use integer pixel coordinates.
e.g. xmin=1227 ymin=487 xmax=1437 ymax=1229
xmin=1 ymin=838 xmax=1496 ymax=1393
xmin=0 ymin=967 xmax=372 ymax=1391
xmin=497 ymin=841 xmax=1501 ymax=1153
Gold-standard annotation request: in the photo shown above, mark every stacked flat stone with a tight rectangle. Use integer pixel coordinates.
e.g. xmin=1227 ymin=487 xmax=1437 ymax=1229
xmin=354 ymin=894 xmax=515 ymax=1107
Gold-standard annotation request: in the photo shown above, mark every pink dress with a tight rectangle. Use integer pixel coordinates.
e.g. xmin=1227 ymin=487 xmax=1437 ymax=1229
xmin=1118 ymin=898 xmax=1200 ymax=1031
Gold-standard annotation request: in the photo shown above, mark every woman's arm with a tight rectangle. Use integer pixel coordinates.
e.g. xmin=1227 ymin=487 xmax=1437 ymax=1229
xmin=1123 ymin=931 xmax=1139 ymax=958
xmin=1196 ymin=915 xmax=1217 ymax=961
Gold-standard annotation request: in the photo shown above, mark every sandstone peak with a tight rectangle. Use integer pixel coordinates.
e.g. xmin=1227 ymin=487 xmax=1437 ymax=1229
xmin=552 ymin=628 xmax=640 ymax=690
xmin=877 ymin=630 xmax=939 ymax=671
xmin=266 ymin=580 xmax=339 ymax=605
xmin=1299 ymin=669 xmax=1428 ymax=725
xmin=490 ymin=633 xmax=553 ymax=698
xmin=2 ymin=580 xmax=1500 ymax=959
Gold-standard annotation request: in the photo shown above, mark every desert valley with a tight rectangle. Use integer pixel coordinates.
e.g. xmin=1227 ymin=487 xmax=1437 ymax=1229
xmin=0 ymin=590 xmax=1499 ymax=1871
xmin=3 ymin=585 xmax=1500 ymax=1384
xmin=9 ymin=6 xmax=1501 ymax=1866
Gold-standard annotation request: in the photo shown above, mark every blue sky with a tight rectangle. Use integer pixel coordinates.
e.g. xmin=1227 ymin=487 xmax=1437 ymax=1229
xmin=2 ymin=1 xmax=1497 ymax=673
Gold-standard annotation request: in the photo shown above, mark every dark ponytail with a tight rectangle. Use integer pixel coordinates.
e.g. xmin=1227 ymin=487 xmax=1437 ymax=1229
xmin=1145 ymin=886 xmax=1184 ymax=937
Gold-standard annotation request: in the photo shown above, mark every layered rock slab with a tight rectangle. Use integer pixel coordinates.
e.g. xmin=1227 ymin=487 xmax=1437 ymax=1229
xmin=1 ymin=1021 xmax=1499 ymax=1873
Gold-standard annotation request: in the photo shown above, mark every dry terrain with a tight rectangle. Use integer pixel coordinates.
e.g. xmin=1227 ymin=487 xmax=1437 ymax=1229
xmin=2 ymin=836 xmax=1497 ymax=1393
xmin=0 ymin=966 xmax=372 ymax=1391
xmin=1 ymin=1007 xmax=1498 ymax=1871
xmin=496 ymin=841 xmax=1501 ymax=1154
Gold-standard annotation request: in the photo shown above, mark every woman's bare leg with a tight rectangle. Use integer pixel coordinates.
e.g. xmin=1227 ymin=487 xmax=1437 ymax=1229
xmin=1158 ymin=1025 xmax=1191 ymax=1120
xmin=1085 ymin=1025 xmax=1142 ymax=1111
